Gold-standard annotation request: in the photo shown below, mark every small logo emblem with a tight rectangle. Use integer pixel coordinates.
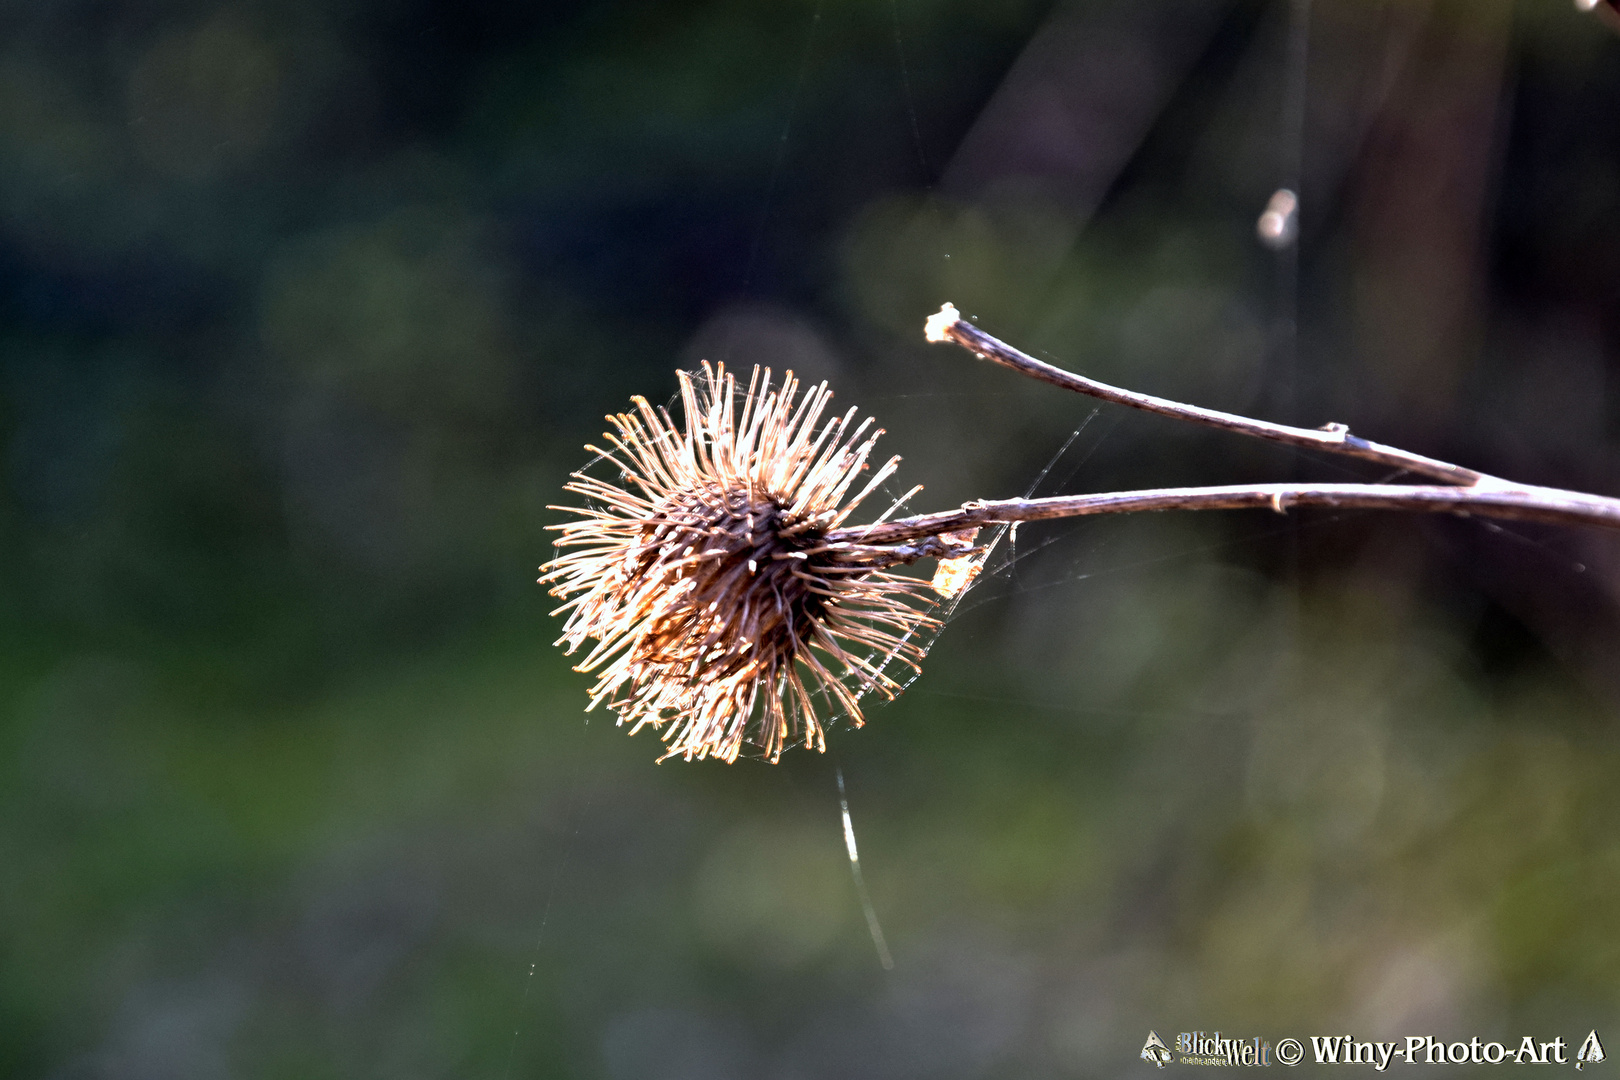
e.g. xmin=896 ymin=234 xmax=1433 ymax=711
xmin=1142 ymin=1030 xmax=1174 ymax=1068
xmin=1576 ymin=1030 xmax=1605 ymax=1070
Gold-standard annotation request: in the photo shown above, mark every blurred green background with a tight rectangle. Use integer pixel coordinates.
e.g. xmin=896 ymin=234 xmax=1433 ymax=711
xmin=4 ymin=0 xmax=1620 ymax=1076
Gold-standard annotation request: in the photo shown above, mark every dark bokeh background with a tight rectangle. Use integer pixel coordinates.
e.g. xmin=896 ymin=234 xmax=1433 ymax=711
xmin=5 ymin=0 xmax=1620 ymax=1076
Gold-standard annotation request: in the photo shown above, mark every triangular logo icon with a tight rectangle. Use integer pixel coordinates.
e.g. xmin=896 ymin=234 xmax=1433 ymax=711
xmin=1576 ymin=1030 xmax=1605 ymax=1070
xmin=1141 ymin=1030 xmax=1174 ymax=1068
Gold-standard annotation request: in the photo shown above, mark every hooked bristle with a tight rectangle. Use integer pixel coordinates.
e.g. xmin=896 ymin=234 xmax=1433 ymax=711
xmin=541 ymin=362 xmax=941 ymax=763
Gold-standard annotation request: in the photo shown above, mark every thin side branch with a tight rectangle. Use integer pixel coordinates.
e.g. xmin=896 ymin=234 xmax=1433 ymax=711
xmin=923 ymin=303 xmax=1491 ymax=486
xmin=830 ymin=482 xmax=1620 ymax=547
xmin=823 ymin=305 xmax=1620 ymax=544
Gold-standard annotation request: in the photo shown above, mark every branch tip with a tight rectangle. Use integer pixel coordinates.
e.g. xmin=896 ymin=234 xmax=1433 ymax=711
xmin=924 ymin=303 xmax=961 ymax=343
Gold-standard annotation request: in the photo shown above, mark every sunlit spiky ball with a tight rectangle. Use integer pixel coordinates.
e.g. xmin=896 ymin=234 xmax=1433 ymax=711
xmin=542 ymin=363 xmax=944 ymax=762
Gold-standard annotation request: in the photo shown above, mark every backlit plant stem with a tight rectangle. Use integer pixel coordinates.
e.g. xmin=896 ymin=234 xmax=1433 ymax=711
xmin=825 ymin=305 xmax=1620 ymax=546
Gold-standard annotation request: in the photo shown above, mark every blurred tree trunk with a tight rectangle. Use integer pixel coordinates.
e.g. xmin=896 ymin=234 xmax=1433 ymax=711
xmin=1351 ymin=0 xmax=1513 ymax=434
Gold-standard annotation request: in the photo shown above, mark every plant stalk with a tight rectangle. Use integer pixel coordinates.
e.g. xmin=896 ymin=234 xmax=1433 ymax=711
xmin=822 ymin=306 xmax=1620 ymax=544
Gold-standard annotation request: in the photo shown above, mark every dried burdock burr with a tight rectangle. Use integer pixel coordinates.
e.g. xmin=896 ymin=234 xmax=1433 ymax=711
xmin=541 ymin=362 xmax=972 ymax=763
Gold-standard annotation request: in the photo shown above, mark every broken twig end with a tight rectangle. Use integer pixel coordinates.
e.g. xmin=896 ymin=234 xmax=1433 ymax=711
xmin=925 ymin=303 xmax=961 ymax=343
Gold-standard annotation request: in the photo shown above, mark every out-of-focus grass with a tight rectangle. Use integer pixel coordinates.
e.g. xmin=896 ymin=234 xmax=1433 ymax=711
xmin=6 ymin=529 xmax=1620 ymax=1074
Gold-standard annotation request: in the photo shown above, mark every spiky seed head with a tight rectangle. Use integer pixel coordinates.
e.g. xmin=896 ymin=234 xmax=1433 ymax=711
xmin=541 ymin=363 xmax=940 ymax=763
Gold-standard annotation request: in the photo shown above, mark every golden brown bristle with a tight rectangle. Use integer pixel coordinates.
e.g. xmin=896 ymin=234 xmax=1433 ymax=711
xmin=541 ymin=363 xmax=944 ymax=762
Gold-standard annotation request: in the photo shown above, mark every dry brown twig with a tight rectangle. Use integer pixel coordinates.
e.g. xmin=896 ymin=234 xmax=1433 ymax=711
xmin=543 ymin=303 xmax=1620 ymax=762
xmin=838 ymin=304 xmax=1620 ymax=545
